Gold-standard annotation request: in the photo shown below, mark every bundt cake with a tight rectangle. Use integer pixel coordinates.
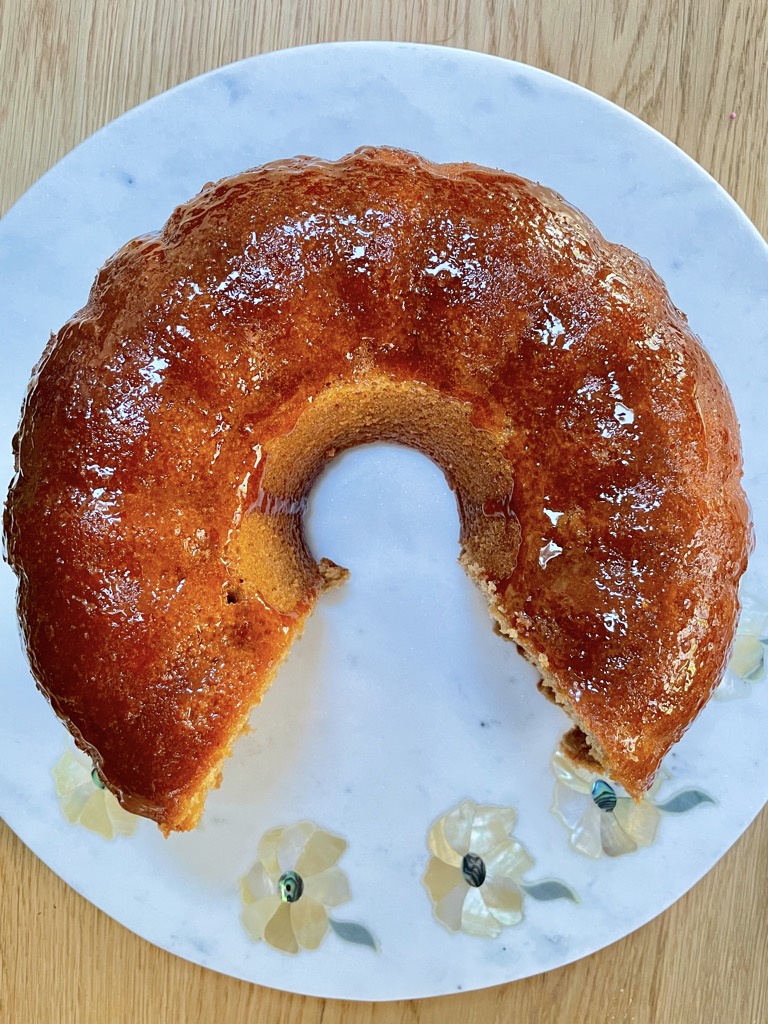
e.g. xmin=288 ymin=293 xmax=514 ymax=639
xmin=3 ymin=146 xmax=751 ymax=833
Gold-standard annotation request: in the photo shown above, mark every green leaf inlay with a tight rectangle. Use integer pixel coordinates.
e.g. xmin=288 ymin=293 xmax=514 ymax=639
xmin=520 ymin=879 xmax=579 ymax=903
xmin=329 ymin=917 xmax=380 ymax=952
xmin=656 ymin=789 xmax=716 ymax=814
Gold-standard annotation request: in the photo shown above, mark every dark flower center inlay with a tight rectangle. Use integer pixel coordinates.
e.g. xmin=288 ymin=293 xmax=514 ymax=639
xmin=461 ymin=852 xmax=486 ymax=887
xmin=591 ymin=779 xmax=617 ymax=812
xmin=278 ymin=870 xmax=304 ymax=903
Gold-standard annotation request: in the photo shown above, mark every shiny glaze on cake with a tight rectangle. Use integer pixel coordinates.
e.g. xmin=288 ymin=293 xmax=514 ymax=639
xmin=3 ymin=147 xmax=751 ymax=831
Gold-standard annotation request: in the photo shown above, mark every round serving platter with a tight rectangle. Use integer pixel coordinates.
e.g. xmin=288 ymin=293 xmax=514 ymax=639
xmin=0 ymin=42 xmax=766 ymax=1000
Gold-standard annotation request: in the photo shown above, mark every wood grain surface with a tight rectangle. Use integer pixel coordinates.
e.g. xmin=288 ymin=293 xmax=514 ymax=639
xmin=0 ymin=2 xmax=766 ymax=1022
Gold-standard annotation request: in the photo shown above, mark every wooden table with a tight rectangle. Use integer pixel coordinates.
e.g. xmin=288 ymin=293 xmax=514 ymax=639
xmin=1 ymin=3 xmax=765 ymax=1021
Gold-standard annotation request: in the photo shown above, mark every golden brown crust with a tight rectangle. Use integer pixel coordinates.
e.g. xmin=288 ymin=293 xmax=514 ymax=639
xmin=3 ymin=146 xmax=752 ymax=829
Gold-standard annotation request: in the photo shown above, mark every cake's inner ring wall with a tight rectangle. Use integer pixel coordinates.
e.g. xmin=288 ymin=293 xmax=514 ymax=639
xmin=233 ymin=379 xmax=522 ymax=613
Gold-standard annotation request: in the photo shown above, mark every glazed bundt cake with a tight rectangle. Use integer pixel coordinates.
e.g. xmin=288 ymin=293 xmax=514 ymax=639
xmin=3 ymin=147 xmax=751 ymax=832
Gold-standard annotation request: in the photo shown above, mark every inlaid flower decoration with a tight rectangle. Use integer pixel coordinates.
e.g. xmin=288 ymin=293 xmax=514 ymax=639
xmin=423 ymin=799 xmax=577 ymax=937
xmin=240 ymin=820 xmax=378 ymax=955
xmin=551 ymin=749 xmax=715 ymax=858
xmin=53 ymin=747 xmax=138 ymax=839
xmin=716 ymin=590 xmax=768 ymax=701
